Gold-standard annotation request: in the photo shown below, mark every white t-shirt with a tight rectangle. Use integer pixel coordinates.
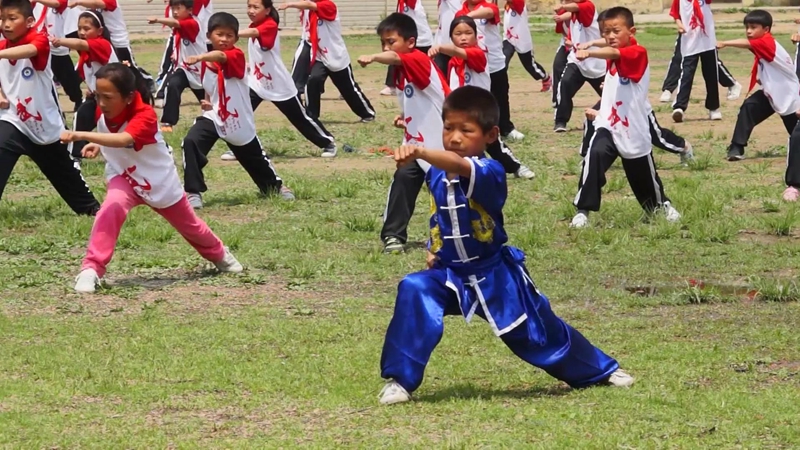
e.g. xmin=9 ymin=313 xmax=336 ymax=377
xmin=670 ymin=0 xmax=716 ymax=56
xmin=45 ymin=1 xmax=70 ymax=56
xmin=248 ymin=17 xmax=297 ymax=102
xmin=749 ymin=33 xmax=800 ymax=116
xmin=97 ymin=96 xmax=184 ymax=208
xmin=456 ymin=1 xmax=504 ymax=74
xmin=394 ymin=50 xmax=448 ymax=171
xmin=201 ymin=48 xmax=257 ymax=146
xmin=64 ymin=4 xmax=85 ymax=35
xmin=195 ymin=0 xmax=212 ymax=43
xmin=398 ymin=0 xmax=433 ymax=48
xmin=503 ymin=0 xmax=532 ymax=54
xmin=565 ymin=1 xmax=605 ymax=79
xmin=447 ymin=45 xmax=491 ymax=91
xmin=594 ymin=42 xmax=652 ymax=159
xmin=173 ymin=17 xmax=205 ymax=89
xmin=78 ymin=37 xmax=118 ymax=92
xmin=434 ymin=0 xmax=462 ymax=46
xmin=0 ymin=31 xmax=64 ymax=145
xmin=312 ymin=0 xmax=350 ymax=72
xmin=99 ymin=0 xmax=130 ymax=48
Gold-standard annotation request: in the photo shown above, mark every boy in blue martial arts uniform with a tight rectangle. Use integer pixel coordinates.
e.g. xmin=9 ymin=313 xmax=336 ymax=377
xmin=378 ymin=85 xmax=634 ymax=405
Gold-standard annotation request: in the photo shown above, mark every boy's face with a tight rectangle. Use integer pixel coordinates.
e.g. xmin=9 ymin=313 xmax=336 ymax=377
xmin=442 ymin=111 xmax=498 ymax=158
xmin=380 ymin=30 xmax=415 ymax=53
xmin=0 ymin=7 xmax=33 ymax=42
xmin=208 ymin=26 xmax=238 ymax=51
xmin=745 ymin=23 xmax=769 ymax=39
xmin=171 ymin=4 xmax=191 ymax=20
xmin=602 ymin=17 xmax=634 ymax=48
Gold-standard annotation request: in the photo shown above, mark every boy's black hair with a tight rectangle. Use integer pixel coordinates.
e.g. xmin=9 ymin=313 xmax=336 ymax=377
xmin=442 ymin=86 xmax=499 ymax=133
xmin=79 ymin=10 xmax=112 ymax=42
xmin=169 ymin=0 xmax=194 ymax=9
xmin=0 ymin=0 xmax=33 ymax=18
xmin=600 ymin=6 xmax=634 ymax=28
xmin=449 ymin=15 xmax=477 ymax=37
xmin=743 ymin=9 xmax=772 ymax=29
xmin=96 ymin=62 xmax=154 ymax=106
xmin=207 ymin=12 xmax=239 ymax=36
xmin=376 ymin=12 xmax=418 ymax=42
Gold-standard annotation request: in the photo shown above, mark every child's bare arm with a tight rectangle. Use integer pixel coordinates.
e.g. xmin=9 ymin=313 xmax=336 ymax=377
xmin=50 ymin=37 xmax=90 ymax=51
xmin=357 ymin=51 xmax=402 ymax=67
xmin=716 ymin=39 xmax=751 ymax=50
xmin=185 ymin=50 xmax=227 ymax=65
xmin=428 ymin=44 xmax=467 ymax=59
xmin=553 ymin=11 xmax=571 ymax=22
xmin=148 ymin=17 xmax=180 ymax=28
xmin=394 ymin=145 xmax=473 ymax=178
xmin=36 ymin=0 xmax=62 ymax=7
xmin=674 ymin=18 xmax=685 ymax=34
xmin=0 ymin=87 xmax=8 ymax=110
xmin=559 ymin=3 xmax=579 ymax=12
xmin=576 ymin=38 xmax=608 ymax=49
xmin=575 ymin=47 xmax=620 ymax=61
xmin=60 ymin=130 xmax=135 ymax=148
xmin=69 ymin=0 xmax=107 ymax=9
xmin=277 ymin=1 xmax=317 ymax=11
xmin=0 ymin=45 xmax=39 ymax=61
xmin=239 ymin=28 xmax=259 ymax=38
xmin=467 ymin=8 xmax=495 ymax=20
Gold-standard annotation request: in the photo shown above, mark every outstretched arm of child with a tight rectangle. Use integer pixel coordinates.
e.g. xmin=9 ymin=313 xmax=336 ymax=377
xmin=559 ymin=2 xmax=579 ymax=12
xmin=238 ymin=28 xmax=259 ymax=38
xmin=50 ymin=36 xmax=89 ymax=52
xmin=716 ymin=39 xmax=751 ymax=50
xmin=576 ymin=47 xmax=620 ymax=61
xmin=36 ymin=0 xmax=62 ymax=8
xmin=80 ymin=144 xmax=102 ymax=159
xmin=61 ymin=130 xmax=135 ymax=148
xmin=0 ymin=87 xmax=8 ymax=110
xmin=277 ymin=1 xmax=317 ymax=11
xmin=394 ymin=145 xmax=472 ymax=178
xmin=467 ymin=7 xmax=495 ymax=20
xmin=357 ymin=51 xmax=401 ymax=67
xmin=69 ymin=0 xmax=107 ymax=9
xmin=576 ymin=38 xmax=608 ymax=50
xmin=0 ymin=44 xmax=38 ymax=61
xmin=184 ymin=51 xmax=228 ymax=65
xmin=553 ymin=11 xmax=571 ymax=22
xmin=148 ymin=17 xmax=180 ymax=28
xmin=428 ymin=44 xmax=467 ymax=60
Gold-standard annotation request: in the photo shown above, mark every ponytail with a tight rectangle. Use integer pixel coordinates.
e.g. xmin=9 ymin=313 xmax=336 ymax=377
xmin=95 ymin=62 xmax=154 ymax=106
xmin=261 ymin=0 xmax=280 ymax=25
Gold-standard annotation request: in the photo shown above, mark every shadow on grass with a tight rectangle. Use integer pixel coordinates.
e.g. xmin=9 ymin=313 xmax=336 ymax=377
xmin=415 ymin=383 xmax=572 ymax=403
xmin=108 ymin=271 xmax=216 ymax=290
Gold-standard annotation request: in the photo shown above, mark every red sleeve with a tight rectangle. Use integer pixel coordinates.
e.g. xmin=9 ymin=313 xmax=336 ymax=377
xmin=29 ymin=32 xmax=50 ymax=71
xmin=464 ymin=46 xmax=486 ymax=73
xmin=55 ymin=0 xmax=68 ymax=14
xmin=255 ymin=18 xmax=278 ymax=50
xmin=749 ymin=35 xmax=776 ymax=63
xmin=508 ymin=0 xmax=525 ymax=15
xmin=87 ymin=38 xmax=113 ymax=64
xmin=101 ymin=0 xmax=117 ymax=12
xmin=398 ymin=51 xmax=433 ymax=90
xmin=555 ymin=8 xmax=565 ymax=34
xmin=669 ymin=0 xmax=680 ymax=20
xmin=574 ymin=1 xmax=595 ymax=28
xmin=221 ymin=48 xmax=246 ymax=79
xmin=316 ymin=0 xmax=338 ymax=21
xmin=177 ymin=18 xmax=200 ymax=43
xmin=125 ymin=106 xmax=159 ymax=151
xmin=616 ymin=45 xmax=648 ymax=83
xmin=482 ymin=2 xmax=500 ymax=25
xmin=405 ymin=0 xmax=418 ymax=9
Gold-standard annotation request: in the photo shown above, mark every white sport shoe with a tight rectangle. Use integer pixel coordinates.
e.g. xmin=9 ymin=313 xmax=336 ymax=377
xmin=506 ymin=129 xmax=525 ymax=141
xmin=727 ymin=82 xmax=742 ymax=101
xmin=214 ymin=247 xmax=243 ymax=273
xmin=570 ymin=211 xmax=589 ymax=228
xmin=187 ymin=193 xmax=203 ymax=210
xmin=709 ymin=109 xmax=722 ymax=121
xmin=379 ymin=86 xmax=396 ymax=96
xmin=379 ymin=380 xmax=411 ymax=405
xmin=680 ymin=142 xmax=694 ymax=166
xmin=604 ymin=369 xmax=635 ymax=387
xmin=321 ymin=145 xmax=337 ymax=158
xmin=672 ymin=108 xmax=684 ymax=123
xmin=659 ymin=90 xmax=672 ymax=103
xmin=220 ymin=150 xmax=237 ymax=161
xmin=514 ymin=165 xmax=535 ymax=179
xmin=663 ymin=201 xmax=681 ymax=222
xmin=74 ymin=268 xmax=100 ymax=293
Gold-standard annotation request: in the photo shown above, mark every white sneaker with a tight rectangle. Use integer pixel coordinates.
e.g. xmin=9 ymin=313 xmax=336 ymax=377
xmin=672 ymin=108 xmax=684 ymax=123
xmin=709 ymin=109 xmax=722 ymax=121
xmin=604 ymin=369 xmax=635 ymax=387
xmin=663 ymin=201 xmax=681 ymax=222
xmin=514 ymin=165 xmax=535 ymax=179
xmin=659 ymin=90 xmax=672 ymax=103
xmin=506 ymin=129 xmax=525 ymax=141
xmin=727 ymin=82 xmax=742 ymax=101
xmin=379 ymin=86 xmax=396 ymax=96
xmin=74 ymin=268 xmax=100 ymax=293
xmin=187 ymin=193 xmax=203 ymax=210
xmin=220 ymin=150 xmax=237 ymax=161
xmin=214 ymin=247 xmax=243 ymax=273
xmin=279 ymin=185 xmax=296 ymax=201
xmin=570 ymin=211 xmax=589 ymax=228
xmin=321 ymin=145 xmax=337 ymax=158
xmin=680 ymin=142 xmax=694 ymax=166
xmin=379 ymin=380 xmax=411 ymax=405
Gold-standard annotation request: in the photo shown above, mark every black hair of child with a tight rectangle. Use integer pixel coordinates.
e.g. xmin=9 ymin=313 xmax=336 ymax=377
xmin=208 ymin=11 xmax=239 ymax=36
xmin=377 ymin=12 xmax=418 ymax=41
xmin=96 ymin=62 xmax=155 ymax=106
xmin=449 ymin=15 xmax=477 ymax=37
xmin=0 ymin=0 xmax=33 ymax=18
xmin=743 ymin=9 xmax=772 ymax=29
xmin=601 ymin=6 xmax=634 ymax=28
xmin=443 ymin=86 xmax=499 ymax=133
xmin=169 ymin=0 xmax=195 ymax=10
xmin=257 ymin=0 xmax=281 ymax=25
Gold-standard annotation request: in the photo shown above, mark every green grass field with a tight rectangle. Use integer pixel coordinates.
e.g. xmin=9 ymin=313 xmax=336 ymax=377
xmin=2 ymin=13 xmax=800 ymax=448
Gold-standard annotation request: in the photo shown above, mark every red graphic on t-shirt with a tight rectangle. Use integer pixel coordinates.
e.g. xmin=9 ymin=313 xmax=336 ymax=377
xmin=16 ymin=97 xmax=42 ymax=122
xmin=253 ymin=62 xmax=272 ymax=81
xmin=218 ymin=94 xmax=239 ymax=122
xmin=182 ymin=61 xmax=200 ymax=74
xmin=505 ymin=26 xmax=519 ymax=41
xmin=608 ymin=101 xmax=629 ymax=128
xmin=403 ymin=117 xmax=424 ymax=143
xmin=122 ymin=165 xmax=152 ymax=191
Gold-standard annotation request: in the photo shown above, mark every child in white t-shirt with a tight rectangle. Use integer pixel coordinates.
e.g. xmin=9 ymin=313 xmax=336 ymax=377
xmin=503 ymin=0 xmax=551 ymax=92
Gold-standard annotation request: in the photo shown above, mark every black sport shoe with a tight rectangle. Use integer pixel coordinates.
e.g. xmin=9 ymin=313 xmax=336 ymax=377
xmin=726 ymin=144 xmax=745 ymax=161
xmin=554 ymin=122 xmax=567 ymax=133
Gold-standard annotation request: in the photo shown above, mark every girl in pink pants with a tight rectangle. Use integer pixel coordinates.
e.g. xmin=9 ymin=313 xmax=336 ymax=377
xmin=61 ymin=62 xmax=242 ymax=293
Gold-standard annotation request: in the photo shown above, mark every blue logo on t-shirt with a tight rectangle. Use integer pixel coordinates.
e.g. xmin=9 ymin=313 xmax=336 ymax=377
xmin=403 ymin=5 xmax=409 ymax=12
xmin=480 ymin=18 xmax=487 ymax=24
xmin=317 ymin=19 xmax=323 ymax=26
xmin=21 ymin=67 xmax=34 ymax=80
xmin=465 ymin=72 xmax=472 ymax=83
xmin=511 ymin=11 xmax=517 ymax=17
xmin=182 ymin=39 xmax=191 ymax=46
xmin=404 ymin=85 xmax=414 ymax=98
xmin=620 ymin=77 xmax=630 ymax=85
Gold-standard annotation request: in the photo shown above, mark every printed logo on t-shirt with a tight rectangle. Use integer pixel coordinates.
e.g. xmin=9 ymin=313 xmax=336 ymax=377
xmin=403 ymin=116 xmax=424 ymax=143
xmin=404 ymin=5 xmax=409 ymax=12
xmin=510 ymin=10 xmax=516 ymax=17
xmin=465 ymin=72 xmax=472 ymax=83
xmin=620 ymin=77 xmax=630 ymax=85
xmin=608 ymin=101 xmax=629 ymax=129
xmin=404 ymin=85 xmax=414 ymax=98
xmin=183 ymin=39 xmax=191 ymax=45
xmin=505 ymin=26 xmax=519 ymax=41
xmin=21 ymin=67 xmax=34 ymax=80
xmin=317 ymin=18 xmax=323 ymax=26
xmin=253 ymin=62 xmax=274 ymax=88
xmin=480 ymin=18 xmax=487 ymax=24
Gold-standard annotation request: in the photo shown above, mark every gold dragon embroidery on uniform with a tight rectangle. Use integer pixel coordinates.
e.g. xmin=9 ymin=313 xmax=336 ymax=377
xmin=468 ymin=199 xmax=494 ymax=243
xmin=429 ymin=194 xmax=443 ymax=253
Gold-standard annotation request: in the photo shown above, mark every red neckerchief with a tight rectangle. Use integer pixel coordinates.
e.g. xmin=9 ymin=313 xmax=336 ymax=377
xmin=202 ymin=58 xmax=237 ymax=122
xmin=607 ymin=37 xmax=638 ymax=74
xmin=688 ymin=0 xmax=706 ymax=35
xmin=172 ymin=19 xmax=185 ymax=65
xmin=32 ymin=2 xmax=47 ymax=31
xmin=308 ymin=9 xmax=320 ymax=63
xmin=748 ymin=33 xmax=771 ymax=94
xmin=104 ymin=91 xmax=145 ymax=133
xmin=447 ymin=45 xmax=480 ymax=87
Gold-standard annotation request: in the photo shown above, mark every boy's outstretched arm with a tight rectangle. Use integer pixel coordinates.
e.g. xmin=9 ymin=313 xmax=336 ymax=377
xmin=147 ymin=17 xmax=180 ymax=28
xmin=559 ymin=2 xmax=579 ymax=12
xmin=576 ymin=47 xmax=620 ymax=61
xmin=357 ymin=51 xmax=401 ymax=67
xmin=576 ymin=38 xmax=608 ymax=50
xmin=717 ymin=39 xmax=751 ymax=50
xmin=0 ymin=45 xmax=38 ymax=61
xmin=185 ymin=51 xmax=228 ymax=65
xmin=277 ymin=1 xmax=317 ymax=11
xmin=395 ymin=145 xmax=472 ymax=178
xmin=69 ymin=0 xmax=106 ymax=9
